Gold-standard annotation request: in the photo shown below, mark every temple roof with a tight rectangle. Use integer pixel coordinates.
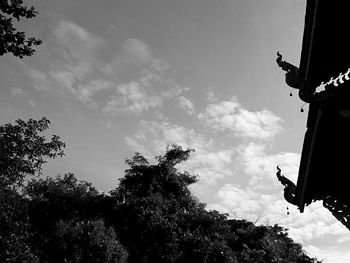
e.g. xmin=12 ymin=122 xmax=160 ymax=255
xmin=299 ymin=1 xmax=350 ymax=84
xmin=288 ymin=1 xmax=350 ymax=212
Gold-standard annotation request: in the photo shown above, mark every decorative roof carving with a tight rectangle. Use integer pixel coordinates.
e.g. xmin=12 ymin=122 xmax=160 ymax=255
xmin=276 ymin=52 xmax=302 ymax=89
xmin=276 ymin=166 xmax=297 ymax=206
xmin=323 ymin=196 xmax=350 ymax=230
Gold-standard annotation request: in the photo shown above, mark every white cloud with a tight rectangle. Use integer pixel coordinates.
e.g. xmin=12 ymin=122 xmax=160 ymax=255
xmin=102 ymin=69 xmax=187 ymax=115
xmin=150 ymin=59 xmax=170 ymax=73
xmin=10 ymin=87 xmax=26 ymax=97
xmin=208 ymin=179 xmax=350 ymax=263
xmin=50 ymin=70 xmax=75 ymax=91
xmin=215 ymin=184 xmax=262 ymax=219
xmin=184 ymin=149 xmax=235 ymax=185
xmin=52 ymin=25 xmax=184 ymax=114
xmin=122 ymin=95 xmax=350 ymax=263
xmin=10 ymin=87 xmax=36 ymax=107
xmin=237 ymin=142 xmax=300 ymax=191
xmin=206 ymin=88 xmax=218 ymax=103
xmin=50 ymin=20 xmax=111 ymax=102
xmin=139 ymin=68 xmax=164 ymax=88
xmin=26 ymin=67 xmax=50 ymax=91
xmin=178 ymin=96 xmax=195 ymax=115
xmin=201 ymin=133 xmax=350 ymax=263
xmin=198 ymin=97 xmax=283 ymax=140
xmin=125 ymin=120 xmax=211 ymax=154
xmin=313 ymin=249 xmax=350 ymax=263
xmin=122 ymin=38 xmax=152 ymax=63
xmin=211 ymin=184 xmax=349 ymax=246
xmin=102 ymin=82 xmax=162 ymax=114
xmin=76 ymin=80 xmax=114 ymax=104
xmin=125 ymin=120 xmax=235 ymax=187
xmin=23 ymin=20 xmax=117 ymax=108
xmin=104 ymin=121 xmax=113 ymax=129
xmin=23 ymin=21 xmax=184 ymax=116
xmin=53 ymin=20 xmax=104 ymax=63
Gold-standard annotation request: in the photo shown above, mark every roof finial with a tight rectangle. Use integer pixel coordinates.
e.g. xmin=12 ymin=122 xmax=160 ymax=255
xmin=276 ymin=52 xmax=301 ymax=89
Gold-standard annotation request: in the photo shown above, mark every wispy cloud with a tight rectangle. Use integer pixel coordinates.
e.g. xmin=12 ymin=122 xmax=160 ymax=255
xmin=102 ymin=82 xmax=162 ymax=114
xmin=237 ymin=142 xmax=300 ymax=190
xmin=177 ymin=96 xmax=195 ymax=115
xmin=25 ymin=67 xmax=51 ymax=92
xmin=48 ymin=20 xmax=111 ymax=104
xmin=22 ymin=21 xmax=186 ymax=116
xmin=102 ymin=56 xmax=185 ymax=115
xmin=210 ymin=183 xmax=349 ymax=250
xmin=198 ymin=97 xmax=283 ymax=140
xmin=207 ymin=89 xmax=218 ymax=103
xmin=310 ymin=248 xmax=350 ymax=263
xmin=20 ymin=20 xmax=113 ymax=108
xmin=76 ymin=80 xmax=115 ymax=104
xmin=10 ymin=87 xmax=26 ymax=97
xmin=125 ymin=120 xmax=235 ymax=187
xmin=205 ymin=137 xmax=350 ymax=262
xmin=122 ymin=94 xmax=350 ymax=260
xmin=53 ymin=20 xmax=104 ymax=64
xmin=125 ymin=120 xmax=212 ymax=156
xmin=122 ymin=38 xmax=153 ymax=63
xmin=10 ymin=87 xmax=36 ymax=107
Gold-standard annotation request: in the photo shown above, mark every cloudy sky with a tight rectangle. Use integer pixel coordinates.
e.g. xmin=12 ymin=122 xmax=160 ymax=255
xmin=1 ymin=0 xmax=349 ymax=261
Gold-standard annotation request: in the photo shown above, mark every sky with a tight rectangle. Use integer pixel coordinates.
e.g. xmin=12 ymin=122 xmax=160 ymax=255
xmin=0 ymin=0 xmax=349 ymax=261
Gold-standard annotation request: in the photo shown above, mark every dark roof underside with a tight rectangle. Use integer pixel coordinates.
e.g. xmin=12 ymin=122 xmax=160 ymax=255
xmin=296 ymin=0 xmax=350 ymax=211
xmin=299 ymin=1 xmax=350 ymax=84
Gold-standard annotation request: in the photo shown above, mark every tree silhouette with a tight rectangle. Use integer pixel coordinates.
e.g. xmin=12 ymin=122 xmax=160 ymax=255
xmin=111 ymin=145 xmax=320 ymax=263
xmin=0 ymin=118 xmax=321 ymax=262
xmin=0 ymin=0 xmax=42 ymax=57
xmin=0 ymin=117 xmax=64 ymax=262
xmin=0 ymin=117 xmax=65 ymax=189
xmin=24 ymin=173 xmax=127 ymax=262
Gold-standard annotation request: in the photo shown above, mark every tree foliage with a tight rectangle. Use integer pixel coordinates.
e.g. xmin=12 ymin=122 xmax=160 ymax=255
xmin=25 ymin=173 xmax=99 ymax=234
xmin=0 ymin=118 xmax=321 ymax=263
xmin=111 ymin=146 xmax=199 ymax=262
xmin=51 ymin=218 xmax=127 ymax=263
xmin=0 ymin=0 xmax=42 ymax=57
xmin=0 ymin=118 xmax=65 ymax=262
xmin=0 ymin=187 xmax=39 ymax=263
xmin=0 ymin=117 xmax=65 ymax=189
xmin=23 ymin=173 xmax=127 ymax=262
xmin=111 ymin=145 xmax=320 ymax=263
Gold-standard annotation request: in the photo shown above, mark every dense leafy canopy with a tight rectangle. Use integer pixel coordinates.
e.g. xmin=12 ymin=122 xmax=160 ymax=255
xmin=0 ymin=0 xmax=42 ymax=57
xmin=22 ymin=173 xmax=127 ymax=263
xmin=0 ymin=119 xmax=320 ymax=263
xmin=0 ymin=117 xmax=65 ymax=189
xmin=110 ymin=145 xmax=320 ymax=263
xmin=0 ymin=118 xmax=65 ymax=262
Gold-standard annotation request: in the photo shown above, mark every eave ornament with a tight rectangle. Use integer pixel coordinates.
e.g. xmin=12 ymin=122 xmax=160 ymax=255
xmin=276 ymin=52 xmax=302 ymax=89
xmin=276 ymin=52 xmax=324 ymax=103
xmin=276 ymin=166 xmax=297 ymax=206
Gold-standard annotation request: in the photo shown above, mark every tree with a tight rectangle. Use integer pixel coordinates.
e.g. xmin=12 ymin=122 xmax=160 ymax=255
xmin=111 ymin=145 xmax=321 ymax=263
xmin=53 ymin=218 xmax=128 ymax=263
xmin=111 ymin=146 xmax=192 ymax=262
xmin=0 ymin=186 xmax=39 ymax=263
xmin=0 ymin=117 xmax=65 ymax=189
xmin=111 ymin=145 xmax=235 ymax=263
xmin=178 ymin=209 xmax=236 ymax=263
xmin=0 ymin=119 xmax=321 ymax=263
xmin=0 ymin=0 xmax=42 ymax=57
xmin=225 ymin=220 xmax=320 ymax=263
xmin=24 ymin=173 xmax=127 ymax=262
xmin=0 ymin=117 xmax=64 ymax=262
xmin=24 ymin=173 xmax=125 ymax=262
xmin=25 ymin=173 xmax=99 ymax=236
